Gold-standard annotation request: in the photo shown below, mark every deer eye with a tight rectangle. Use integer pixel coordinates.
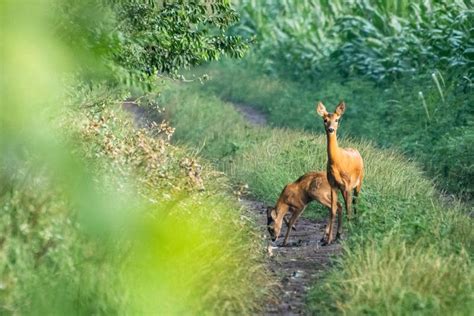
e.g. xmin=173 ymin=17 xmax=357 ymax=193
xmin=324 ymin=119 xmax=328 ymax=123
xmin=335 ymin=119 xmax=339 ymax=122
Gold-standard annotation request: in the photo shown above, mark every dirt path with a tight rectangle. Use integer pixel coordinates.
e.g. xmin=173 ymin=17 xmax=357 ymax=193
xmin=232 ymin=102 xmax=267 ymax=126
xmin=240 ymin=199 xmax=340 ymax=315
xmin=125 ymin=100 xmax=341 ymax=315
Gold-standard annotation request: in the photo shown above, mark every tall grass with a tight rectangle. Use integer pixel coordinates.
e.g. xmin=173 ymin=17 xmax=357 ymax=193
xmin=157 ymin=80 xmax=473 ymax=314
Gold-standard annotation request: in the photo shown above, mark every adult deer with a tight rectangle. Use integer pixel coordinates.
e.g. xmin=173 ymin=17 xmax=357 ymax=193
xmin=316 ymin=101 xmax=364 ymax=245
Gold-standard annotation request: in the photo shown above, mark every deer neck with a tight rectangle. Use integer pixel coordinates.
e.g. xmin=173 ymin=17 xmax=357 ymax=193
xmin=275 ymin=201 xmax=289 ymax=227
xmin=326 ymin=132 xmax=340 ymax=163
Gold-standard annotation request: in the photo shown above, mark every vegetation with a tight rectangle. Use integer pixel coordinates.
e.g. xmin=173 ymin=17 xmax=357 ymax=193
xmin=234 ymin=0 xmax=473 ymax=83
xmin=55 ymin=0 xmax=249 ymax=87
xmin=0 ymin=1 xmax=270 ymax=314
xmin=2 ymin=0 xmax=472 ymax=314
xmin=157 ymin=80 xmax=473 ymax=315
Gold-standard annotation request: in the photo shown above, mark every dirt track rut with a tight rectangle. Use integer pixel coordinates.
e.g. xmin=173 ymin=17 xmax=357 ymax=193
xmin=241 ymin=198 xmax=340 ymax=315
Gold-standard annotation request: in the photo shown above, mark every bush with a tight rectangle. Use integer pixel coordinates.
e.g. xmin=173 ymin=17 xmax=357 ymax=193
xmin=53 ymin=0 xmax=249 ymax=87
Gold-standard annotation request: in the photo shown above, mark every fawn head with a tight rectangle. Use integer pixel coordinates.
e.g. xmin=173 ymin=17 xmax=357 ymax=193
xmin=266 ymin=206 xmax=280 ymax=242
xmin=316 ymin=101 xmax=346 ymax=134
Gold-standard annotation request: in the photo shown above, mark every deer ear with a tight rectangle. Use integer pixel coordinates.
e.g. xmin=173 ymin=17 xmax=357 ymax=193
xmin=266 ymin=206 xmax=274 ymax=217
xmin=335 ymin=101 xmax=346 ymax=116
xmin=316 ymin=102 xmax=328 ymax=117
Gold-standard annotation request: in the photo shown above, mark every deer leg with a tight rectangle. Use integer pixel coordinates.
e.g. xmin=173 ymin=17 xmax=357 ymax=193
xmin=324 ymin=189 xmax=338 ymax=246
xmin=353 ymin=185 xmax=361 ymax=215
xmin=336 ymin=202 xmax=343 ymax=241
xmin=321 ymin=212 xmax=330 ymax=242
xmin=352 ymin=189 xmax=358 ymax=215
xmin=343 ymin=190 xmax=353 ymax=220
xmin=321 ymin=208 xmax=335 ymax=242
xmin=284 ymin=217 xmax=296 ymax=231
xmin=282 ymin=211 xmax=298 ymax=246
xmin=319 ymin=195 xmax=333 ymax=242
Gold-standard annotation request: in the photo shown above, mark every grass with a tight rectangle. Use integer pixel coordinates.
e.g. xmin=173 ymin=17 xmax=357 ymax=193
xmin=157 ymin=78 xmax=474 ymax=315
xmin=308 ymin=236 xmax=473 ymax=315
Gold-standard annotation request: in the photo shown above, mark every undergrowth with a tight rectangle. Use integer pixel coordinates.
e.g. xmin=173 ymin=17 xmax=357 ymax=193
xmin=0 ymin=85 xmax=271 ymax=314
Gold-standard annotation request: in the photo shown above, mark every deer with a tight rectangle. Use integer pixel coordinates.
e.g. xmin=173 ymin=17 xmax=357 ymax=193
xmin=316 ymin=101 xmax=364 ymax=245
xmin=267 ymin=171 xmax=342 ymax=246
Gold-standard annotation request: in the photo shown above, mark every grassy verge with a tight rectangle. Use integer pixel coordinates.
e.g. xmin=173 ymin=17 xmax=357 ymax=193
xmin=195 ymin=58 xmax=474 ymax=200
xmin=158 ymin=79 xmax=473 ymax=315
xmin=0 ymin=85 xmax=270 ymax=314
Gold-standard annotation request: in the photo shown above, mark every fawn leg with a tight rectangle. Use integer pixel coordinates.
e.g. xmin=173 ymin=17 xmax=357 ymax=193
xmin=282 ymin=211 xmax=298 ymax=246
xmin=284 ymin=217 xmax=296 ymax=231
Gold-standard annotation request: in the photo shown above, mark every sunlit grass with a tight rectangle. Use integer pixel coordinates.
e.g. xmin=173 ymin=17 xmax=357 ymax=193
xmin=308 ymin=236 xmax=473 ymax=315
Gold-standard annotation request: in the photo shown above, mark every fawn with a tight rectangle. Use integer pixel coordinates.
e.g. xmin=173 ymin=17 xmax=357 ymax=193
xmin=267 ymin=171 xmax=342 ymax=246
xmin=316 ymin=101 xmax=364 ymax=245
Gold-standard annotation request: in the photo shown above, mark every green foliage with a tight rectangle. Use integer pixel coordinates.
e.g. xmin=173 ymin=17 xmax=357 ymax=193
xmin=54 ymin=0 xmax=249 ymax=87
xmin=233 ymin=0 xmax=473 ymax=83
xmin=234 ymin=0 xmax=343 ymax=76
xmin=157 ymin=80 xmax=473 ymax=315
xmin=334 ymin=1 xmax=474 ymax=82
xmin=111 ymin=1 xmax=249 ymax=82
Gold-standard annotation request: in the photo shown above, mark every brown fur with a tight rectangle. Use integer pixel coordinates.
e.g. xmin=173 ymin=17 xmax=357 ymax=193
xmin=317 ymin=101 xmax=364 ymax=245
xmin=267 ymin=172 xmax=342 ymax=246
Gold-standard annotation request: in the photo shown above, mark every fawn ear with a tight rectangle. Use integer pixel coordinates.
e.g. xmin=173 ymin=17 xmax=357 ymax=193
xmin=267 ymin=207 xmax=277 ymax=219
xmin=335 ymin=101 xmax=346 ymax=116
xmin=316 ymin=102 xmax=328 ymax=117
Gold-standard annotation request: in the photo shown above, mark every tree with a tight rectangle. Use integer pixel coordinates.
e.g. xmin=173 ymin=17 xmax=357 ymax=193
xmin=57 ymin=0 xmax=249 ymax=86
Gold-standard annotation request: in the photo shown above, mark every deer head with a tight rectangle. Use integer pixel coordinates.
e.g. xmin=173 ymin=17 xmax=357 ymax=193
xmin=316 ymin=101 xmax=346 ymax=134
xmin=266 ymin=206 xmax=281 ymax=242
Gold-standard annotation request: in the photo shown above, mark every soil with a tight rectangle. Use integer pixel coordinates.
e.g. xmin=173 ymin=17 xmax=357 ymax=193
xmin=240 ymin=199 xmax=340 ymax=315
xmin=232 ymin=102 xmax=267 ymax=126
